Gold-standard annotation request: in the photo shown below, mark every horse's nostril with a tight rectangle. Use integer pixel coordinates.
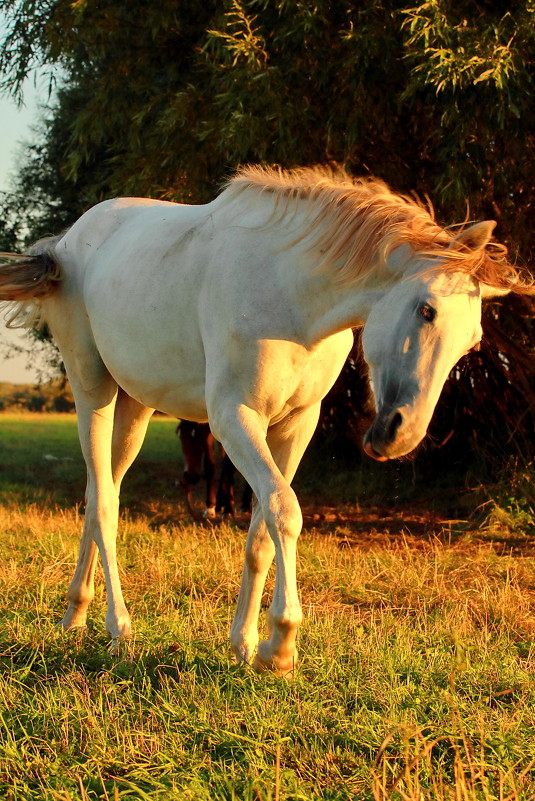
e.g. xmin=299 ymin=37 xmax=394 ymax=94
xmin=386 ymin=411 xmax=403 ymax=443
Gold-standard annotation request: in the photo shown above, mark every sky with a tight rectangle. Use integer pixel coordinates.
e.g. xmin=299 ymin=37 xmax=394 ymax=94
xmin=0 ymin=77 xmax=48 ymax=384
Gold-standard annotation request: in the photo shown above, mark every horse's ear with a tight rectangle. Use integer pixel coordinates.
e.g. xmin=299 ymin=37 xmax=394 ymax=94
xmin=450 ymin=221 xmax=496 ymax=251
xmin=480 ymin=283 xmax=510 ymax=300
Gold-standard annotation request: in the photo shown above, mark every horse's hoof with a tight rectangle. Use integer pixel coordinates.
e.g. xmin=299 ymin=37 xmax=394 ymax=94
xmin=203 ymin=506 xmax=216 ymax=519
xmin=230 ymin=640 xmax=257 ymax=667
xmin=109 ymin=639 xmax=120 ymax=657
xmin=108 ymin=636 xmax=132 ymax=658
xmin=253 ymin=642 xmax=297 ymax=678
xmin=57 ymin=619 xmax=86 ymax=635
xmin=58 ymin=613 xmax=88 ymax=631
xmin=105 ymin=613 xmax=132 ymax=647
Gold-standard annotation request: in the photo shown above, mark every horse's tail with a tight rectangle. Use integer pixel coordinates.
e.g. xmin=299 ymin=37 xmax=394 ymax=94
xmin=0 ymin=237 xmax=63 ymax=301
xmin=0 ymin=236 xmax=64 ymax=327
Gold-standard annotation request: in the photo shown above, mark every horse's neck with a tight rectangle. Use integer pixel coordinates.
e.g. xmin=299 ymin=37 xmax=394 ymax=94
xmin=219 ymin=192 xmax=403 ymax=345
xmin=299 ymin=244 xmax=416 ymax=344
xmin=294 ymin=266 xmax=393 ymax=346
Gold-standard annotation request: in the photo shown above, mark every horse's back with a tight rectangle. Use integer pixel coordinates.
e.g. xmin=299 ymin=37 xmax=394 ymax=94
xmin=58 ymin=197 xmax=207 ymax=269
xmin=50 ymin=197 xmax=215 ymax=418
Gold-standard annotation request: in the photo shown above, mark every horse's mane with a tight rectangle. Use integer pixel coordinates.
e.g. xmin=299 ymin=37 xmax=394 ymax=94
xmin=224 ymin=165 xmax=531 ymax=294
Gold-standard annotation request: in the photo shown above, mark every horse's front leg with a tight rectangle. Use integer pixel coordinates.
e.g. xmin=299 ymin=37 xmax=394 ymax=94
xmin=213 ymin=403 xmax=321 ymax=676
xmin=230 ymin=502 xmax=275 ymax=664
xmin=253 ymin=487 xmax=303 ymax=676
xmin=217 ymin=454 xmax=236 ymax=516
xmin=203 ymin=432 xmax=218 ymax=517
xmin=254 ymin=406 xmax=321 ymax=674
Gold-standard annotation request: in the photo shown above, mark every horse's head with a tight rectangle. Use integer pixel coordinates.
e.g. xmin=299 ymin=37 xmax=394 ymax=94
xmin=361 ymin=221 xmax=506 ymax=461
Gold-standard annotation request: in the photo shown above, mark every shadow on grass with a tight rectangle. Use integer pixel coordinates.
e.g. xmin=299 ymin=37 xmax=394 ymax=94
xmin=1 ymin=413 xmax=533 ymax=557
xmin=0 ymin=624 xmax=236 ymax=689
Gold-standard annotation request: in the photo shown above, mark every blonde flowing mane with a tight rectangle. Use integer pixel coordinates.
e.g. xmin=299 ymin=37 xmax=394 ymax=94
xmin=225 ymin=165 xmax=531 ymax=293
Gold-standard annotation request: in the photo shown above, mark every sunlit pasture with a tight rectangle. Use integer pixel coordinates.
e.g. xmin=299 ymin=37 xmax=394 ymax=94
xmin=0 ymin=413 xmax=534 ymax=800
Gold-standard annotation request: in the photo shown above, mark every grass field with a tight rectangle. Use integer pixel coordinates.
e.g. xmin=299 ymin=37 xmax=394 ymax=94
xmin=0 ymin=412 xmax=534 ymax=800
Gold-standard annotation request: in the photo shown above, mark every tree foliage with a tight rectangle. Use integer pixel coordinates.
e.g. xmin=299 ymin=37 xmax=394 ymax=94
xmin=0 ymin=379 xmax=74 ymax=412
xmin=2 ymin=1 xmax=534 ymax=230
xmin=0 ymin=0 xmax=533 ymax=473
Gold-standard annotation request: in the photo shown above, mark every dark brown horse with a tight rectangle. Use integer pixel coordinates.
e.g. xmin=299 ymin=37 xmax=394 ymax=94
xmin=177 ymin=421 xmax=252 ymax=518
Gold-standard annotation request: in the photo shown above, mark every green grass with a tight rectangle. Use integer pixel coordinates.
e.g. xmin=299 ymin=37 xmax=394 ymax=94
xmin=0 ymin=413 xmax=534 ymax=800
xmin=0 ymin=413 xmax=181 ymax=511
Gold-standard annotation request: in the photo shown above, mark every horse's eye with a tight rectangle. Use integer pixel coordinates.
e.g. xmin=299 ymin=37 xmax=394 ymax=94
xmin=418 ymin=303 xmax=436 ymax=322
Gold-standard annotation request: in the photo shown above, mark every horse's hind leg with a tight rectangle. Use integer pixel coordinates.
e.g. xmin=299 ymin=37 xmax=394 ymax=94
xmin=61 ymin=385 xmax=152 ymax=636
xmin=111 ymin=389 xmax=154 ymax=492
xmin=60 ymin=368 xmax=118 ymax=632
xmin=60 ymin=517 xmax=99 ymax=631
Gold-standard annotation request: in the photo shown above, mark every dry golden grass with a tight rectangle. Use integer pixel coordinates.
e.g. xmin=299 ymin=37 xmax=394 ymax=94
xmin=0 ymin=413 xmax=534 ymax=799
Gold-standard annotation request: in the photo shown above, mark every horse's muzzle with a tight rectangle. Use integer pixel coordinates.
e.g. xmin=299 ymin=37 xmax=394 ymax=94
xmin=363 ymin=408 xmax=405 ymax=461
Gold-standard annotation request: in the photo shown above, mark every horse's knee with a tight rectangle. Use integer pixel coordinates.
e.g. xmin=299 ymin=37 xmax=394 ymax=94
xmin=182 ymin=470 xmax=201 ymax=486
xmin=263 ymin=487 xmax=302 ymax=541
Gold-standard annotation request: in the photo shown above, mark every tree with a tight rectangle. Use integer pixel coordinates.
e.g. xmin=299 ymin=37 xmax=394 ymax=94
xmin=0 ymin=0 xmax=533 ymax=472
xmin=3 ymin=1 xmax=534 ymax=228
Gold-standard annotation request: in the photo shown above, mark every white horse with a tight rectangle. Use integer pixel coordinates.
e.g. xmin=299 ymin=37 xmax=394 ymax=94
xmin=0 ymin=166 xmax=531 ymax=675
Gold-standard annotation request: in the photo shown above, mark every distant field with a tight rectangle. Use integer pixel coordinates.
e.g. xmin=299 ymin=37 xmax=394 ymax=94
xmin=0 ymin=412 xmax=534 ymax=800
xmin=0 ymin=412 xmax=181 ymax=510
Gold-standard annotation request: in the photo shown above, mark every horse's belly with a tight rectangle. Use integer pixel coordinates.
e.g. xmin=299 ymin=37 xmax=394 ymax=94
xmin=81 ymin=241 xmax=210 ymax=418
xmin=85 ymin=299 xmax=207 ymax=419
xmin=116 ymin=371 xmax=208 ymax=421
xmin=96 ymin=331 xmax=208 ymax=419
